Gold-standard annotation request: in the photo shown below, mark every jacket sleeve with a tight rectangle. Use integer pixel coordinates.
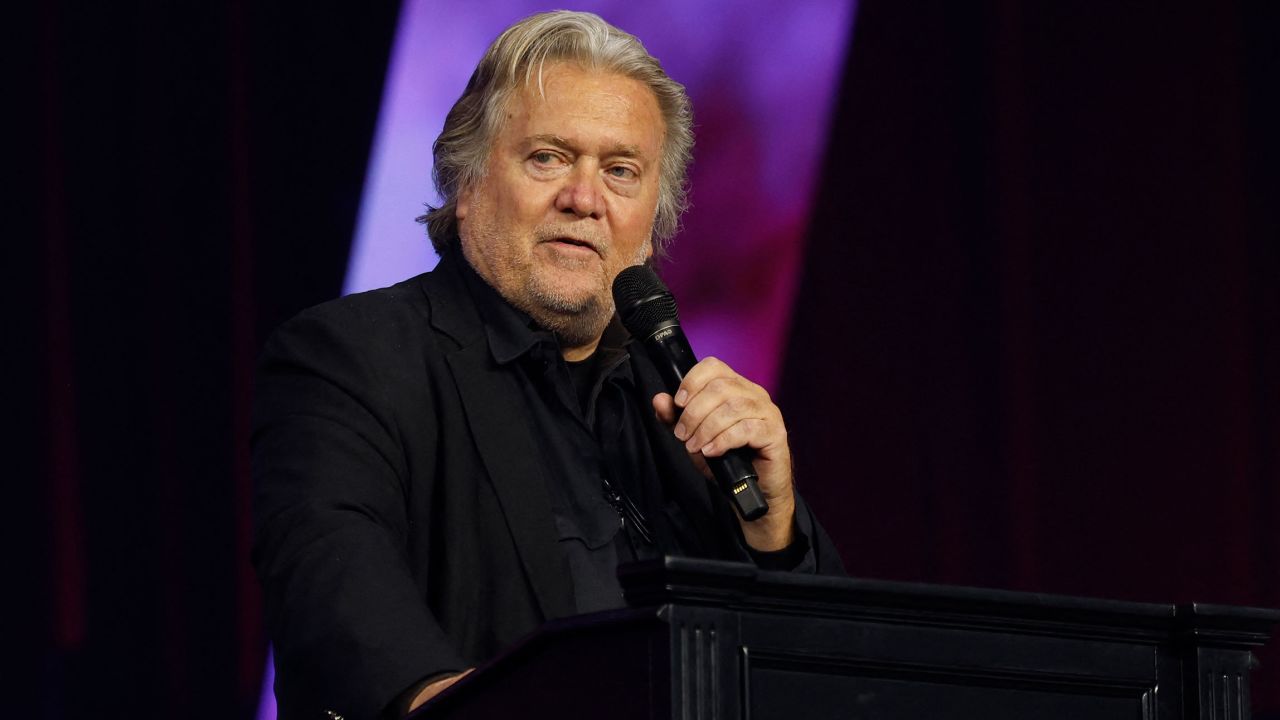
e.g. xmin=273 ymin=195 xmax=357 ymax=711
xmin=251 ymin=304 xmax=463 ymax=720
xmin=742 ymin=492 xmax=848 ymax=575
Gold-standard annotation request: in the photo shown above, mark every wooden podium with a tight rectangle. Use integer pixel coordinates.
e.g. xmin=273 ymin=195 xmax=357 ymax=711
xmin=417 ymin=557 xmax=1278 ymax=719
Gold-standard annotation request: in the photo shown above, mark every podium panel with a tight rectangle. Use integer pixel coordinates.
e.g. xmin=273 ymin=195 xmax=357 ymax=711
xmin=416 ymin=557 xmax=1277 ymax=720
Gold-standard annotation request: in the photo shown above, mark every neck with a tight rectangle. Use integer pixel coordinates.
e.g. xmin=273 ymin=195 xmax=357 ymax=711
xmin=560 ymin=336 xmax=601 ymax=362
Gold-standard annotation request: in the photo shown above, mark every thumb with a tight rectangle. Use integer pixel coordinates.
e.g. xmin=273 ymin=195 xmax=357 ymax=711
xmin=652 ymin=392 xmax=678 ymax=426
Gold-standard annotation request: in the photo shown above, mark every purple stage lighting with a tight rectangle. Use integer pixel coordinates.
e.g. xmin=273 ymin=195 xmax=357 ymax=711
xmin=343 ymin=0 xmax=854 ymax=390
xmin=261 ymin=3 xmax=853 ymax=717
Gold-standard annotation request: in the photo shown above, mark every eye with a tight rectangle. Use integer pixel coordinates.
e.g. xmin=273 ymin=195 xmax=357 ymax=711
xmin=606 ymin=164 xmax=638 ymax=180
xmin=530 ymin=150 xmax=563 ymax=166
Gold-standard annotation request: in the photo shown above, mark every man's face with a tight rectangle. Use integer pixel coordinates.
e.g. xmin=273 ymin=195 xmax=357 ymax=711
xmin=457 ymin=62 xmax=664 ymax=353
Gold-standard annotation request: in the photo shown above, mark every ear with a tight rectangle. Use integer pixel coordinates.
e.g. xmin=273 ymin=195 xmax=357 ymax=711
xmin=456 ymin=184 xmax=472 ymax=222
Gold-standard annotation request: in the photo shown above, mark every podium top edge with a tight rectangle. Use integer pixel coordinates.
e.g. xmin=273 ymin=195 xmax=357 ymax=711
xmin=618 ymin=556 xmax=1280 ymax=636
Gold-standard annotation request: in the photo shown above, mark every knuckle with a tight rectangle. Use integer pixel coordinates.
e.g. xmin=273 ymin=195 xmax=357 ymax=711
xmin=682 ymin=404 xmax=704 ymax=424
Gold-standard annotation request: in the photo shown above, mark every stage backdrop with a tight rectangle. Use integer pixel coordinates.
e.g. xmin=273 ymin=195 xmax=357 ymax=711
xmin=27 ymin=1 xmax=1279 ymax=719
xmin=781 ymin=0 xmax=1280 ymax=713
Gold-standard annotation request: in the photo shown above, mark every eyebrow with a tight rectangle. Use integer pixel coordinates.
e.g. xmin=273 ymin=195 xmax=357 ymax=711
xmin=524 ymin=134 xmax=647 ymax=160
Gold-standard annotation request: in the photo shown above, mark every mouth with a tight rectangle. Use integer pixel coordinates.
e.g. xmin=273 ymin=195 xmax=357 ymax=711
xmin=545 ymin=236 xmax=600 ymax=255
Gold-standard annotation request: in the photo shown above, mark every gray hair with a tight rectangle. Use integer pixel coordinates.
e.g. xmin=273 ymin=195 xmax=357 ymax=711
xmin=417 ymin=10 xmax=694 ymax=253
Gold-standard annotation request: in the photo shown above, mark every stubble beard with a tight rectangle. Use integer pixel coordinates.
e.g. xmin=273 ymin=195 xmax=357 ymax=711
xmin=521 ymin=247 xmax=615 ymax=349
xmin=463 ymin=214 xmax=648 ymax=350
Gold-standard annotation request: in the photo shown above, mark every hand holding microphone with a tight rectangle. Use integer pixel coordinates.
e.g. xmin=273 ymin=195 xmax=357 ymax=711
xmin=613 ymin=266 xmax=796 ymax=549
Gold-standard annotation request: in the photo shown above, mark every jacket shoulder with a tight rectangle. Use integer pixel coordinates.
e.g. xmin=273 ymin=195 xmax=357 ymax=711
xmin=290 ymin=273 xmax=431 ymax=336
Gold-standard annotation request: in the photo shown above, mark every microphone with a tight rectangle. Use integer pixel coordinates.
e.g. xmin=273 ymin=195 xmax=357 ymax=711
xmin=612 ymin=265 xmax=769 ymax=522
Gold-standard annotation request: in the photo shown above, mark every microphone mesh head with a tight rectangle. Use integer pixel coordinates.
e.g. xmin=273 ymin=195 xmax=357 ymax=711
xmin=612 ymin=265 xmax=680 ymax=336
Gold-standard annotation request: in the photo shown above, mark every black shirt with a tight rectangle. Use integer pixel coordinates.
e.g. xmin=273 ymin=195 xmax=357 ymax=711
xmin=460 ymin=258 xmax=813 ymax=613
xmin=461 ymin=261 xmax=666 ymax=612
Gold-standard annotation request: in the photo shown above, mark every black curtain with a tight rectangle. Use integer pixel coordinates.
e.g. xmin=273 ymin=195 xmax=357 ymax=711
xmin=24 ymin=2 xmax=401 ymax=717
xmin=781 ymin=0 xmax=1280 ymax=714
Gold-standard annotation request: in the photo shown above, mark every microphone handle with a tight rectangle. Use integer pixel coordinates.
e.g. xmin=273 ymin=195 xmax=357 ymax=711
xmin=641 ymin=323 xmax=769 ymax=521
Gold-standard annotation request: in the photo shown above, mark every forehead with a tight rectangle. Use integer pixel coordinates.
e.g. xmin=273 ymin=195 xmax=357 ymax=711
xmin=498 ymin=62 xmax=664 ymax=155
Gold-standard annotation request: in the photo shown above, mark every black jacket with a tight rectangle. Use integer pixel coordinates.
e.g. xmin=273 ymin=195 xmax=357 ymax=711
xmin=251 ymin=249 xmax=845 ymax=720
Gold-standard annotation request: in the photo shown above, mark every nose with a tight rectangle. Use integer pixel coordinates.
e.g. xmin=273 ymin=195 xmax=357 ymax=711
xmin=554 ymin=162 xmax=605 ymax=220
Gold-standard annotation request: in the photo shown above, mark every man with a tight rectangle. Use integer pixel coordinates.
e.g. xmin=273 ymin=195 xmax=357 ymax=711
xmin=253 ymin=11 xmax=844 ymax=720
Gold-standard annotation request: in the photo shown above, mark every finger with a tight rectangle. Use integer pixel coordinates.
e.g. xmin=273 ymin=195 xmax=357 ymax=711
xmin=652 ymin=392 xmax=678 ymax=426
xmin=672 ymin=356 xmax=731 ymax=408
xmin=675 ymin=375 xmax=756 ymax=444
xmin=698 ymin=417 xmax=775 ymax=458
xmin=681 ymin=393 xmax=763 ymax=453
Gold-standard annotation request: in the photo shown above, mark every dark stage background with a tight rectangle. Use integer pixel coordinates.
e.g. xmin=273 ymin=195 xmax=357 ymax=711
xmin=23 ymin=1 xmax=1279 ymax=718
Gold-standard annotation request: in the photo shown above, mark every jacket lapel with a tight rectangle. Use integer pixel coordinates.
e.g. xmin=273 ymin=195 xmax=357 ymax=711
xmin=421 ymin=253 xmax=575 ymax=621
xmin=447 ymin=346 xmax=575 ymax=620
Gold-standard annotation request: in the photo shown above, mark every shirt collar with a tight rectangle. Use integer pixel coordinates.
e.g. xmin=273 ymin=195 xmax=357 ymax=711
xmin=455 ymin=249 xmax=633 ymax=374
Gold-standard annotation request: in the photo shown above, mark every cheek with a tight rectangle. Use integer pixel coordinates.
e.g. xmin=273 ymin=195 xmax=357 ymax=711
xmin=515 ymin=191 xmax=549 ymax=221
xmin=491 ymin=168 xmax=551 ymax=216
xmin=614 ymin=198 xmax=658 ymax=247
